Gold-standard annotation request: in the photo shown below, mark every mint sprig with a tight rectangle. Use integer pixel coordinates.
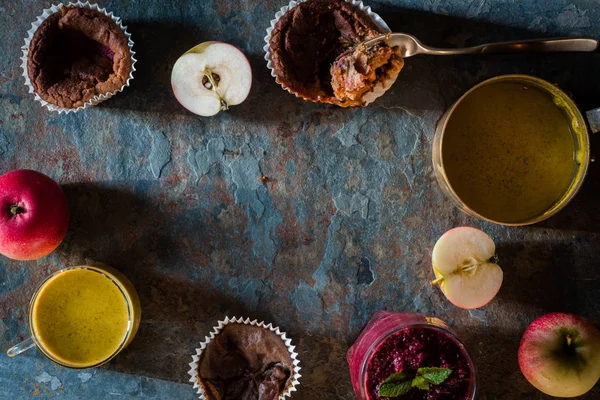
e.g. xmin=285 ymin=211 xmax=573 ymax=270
xmin=378 ymin=367 xmax=453 ymax=398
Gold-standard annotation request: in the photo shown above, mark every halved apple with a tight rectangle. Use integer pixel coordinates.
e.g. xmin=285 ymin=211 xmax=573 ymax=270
xmin=171 ymin=42 xmax=252 ymax=117
xmin=431 ymin=227 xmax=503 ymax=309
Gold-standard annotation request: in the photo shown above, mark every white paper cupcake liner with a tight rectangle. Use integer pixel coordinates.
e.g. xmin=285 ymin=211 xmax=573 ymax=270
xmin=21 ymin=1 xmax=136 ymax=113
xmin=263 ymin=0 xmax=399 ymax=106
xmin=188 ymin=316 xmax=301 ymax=400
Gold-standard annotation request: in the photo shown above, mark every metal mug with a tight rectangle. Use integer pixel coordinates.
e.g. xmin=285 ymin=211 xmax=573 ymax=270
xmin=432 ymin=74 xmax=598 ymax=226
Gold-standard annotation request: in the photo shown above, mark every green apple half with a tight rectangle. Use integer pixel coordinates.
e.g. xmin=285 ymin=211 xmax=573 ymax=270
xmin=431 ymin=227 xmax=503 ymax=309
xmin=518 ymin=312 xmax=600 ymax=397
xmin=171 ymin=42 xmax=252 ymax=117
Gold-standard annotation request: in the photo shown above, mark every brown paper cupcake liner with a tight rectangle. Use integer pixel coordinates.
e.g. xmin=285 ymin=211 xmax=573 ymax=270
xmin=263 ymin=0 xmax=398 ymax=106
xmin=188 ymin=316 xmax=301 ymax=399
xmin=20 ymin=1 xmax=136 ymax=113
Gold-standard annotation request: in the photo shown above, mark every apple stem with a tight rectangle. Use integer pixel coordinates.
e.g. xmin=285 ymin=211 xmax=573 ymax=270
xmin=430 ymin=276 xmax=444 ymax=286
xmin=203 ymin=68 xmax=229 ymax=112
xmin=566 ymin=333 xmax=572 ymax=347
xmin=9 ymin=204 xmax=23 ymax=216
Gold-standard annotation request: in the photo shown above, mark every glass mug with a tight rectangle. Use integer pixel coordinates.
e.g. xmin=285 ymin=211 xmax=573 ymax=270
xmin=432 ymin=74 xmax=598 ymax=226
xmin=347 ymin=311 xmax=477 ymax=400
xmin=7 ymin=264 xmax=141 ymax=369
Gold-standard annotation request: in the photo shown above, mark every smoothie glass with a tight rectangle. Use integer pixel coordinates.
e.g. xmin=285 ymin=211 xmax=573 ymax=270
xmin=7 ymin=264 xmax=141 ymax=368
xmin=432 ymin=74 xmax=596 ymax=226
xmin=347 ymin=311 xmax=476 ymax=400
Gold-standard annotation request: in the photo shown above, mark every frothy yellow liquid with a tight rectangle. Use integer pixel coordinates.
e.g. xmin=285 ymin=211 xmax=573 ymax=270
xmin=442 ymin=82 xmax=576 ymax=223
xmin=31 ymin=268 xmax=130 ymax=367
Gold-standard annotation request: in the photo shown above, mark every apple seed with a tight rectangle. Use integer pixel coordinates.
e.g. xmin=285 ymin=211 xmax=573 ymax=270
xmin=202 ymin=69 xmax=229 ymax=111
xmin=202 ymin=72 xmax=221 ymax=89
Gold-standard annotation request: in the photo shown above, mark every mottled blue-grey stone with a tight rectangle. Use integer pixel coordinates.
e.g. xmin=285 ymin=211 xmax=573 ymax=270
xmin=0 ymin=0 xmax=599 ymax=399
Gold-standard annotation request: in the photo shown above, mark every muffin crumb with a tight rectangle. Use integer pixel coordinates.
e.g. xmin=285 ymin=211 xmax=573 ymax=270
xmin=331 ymin=44 xmax=404 ymax=106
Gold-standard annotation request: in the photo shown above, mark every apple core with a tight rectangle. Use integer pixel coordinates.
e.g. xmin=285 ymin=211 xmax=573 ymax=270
xmin=9 ymin=204 xmax=24 ymax=216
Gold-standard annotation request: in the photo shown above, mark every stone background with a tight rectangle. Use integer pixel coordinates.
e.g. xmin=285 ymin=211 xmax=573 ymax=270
xmin=0 ymin=0 xmax=599 ymax=399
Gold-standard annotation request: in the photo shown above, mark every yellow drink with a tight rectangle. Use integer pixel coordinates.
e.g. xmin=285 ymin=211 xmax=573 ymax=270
xmin=442 ymin=81 xmax=577 ymax=223
xmin=30 ymin=265 xmax=140 ymax=368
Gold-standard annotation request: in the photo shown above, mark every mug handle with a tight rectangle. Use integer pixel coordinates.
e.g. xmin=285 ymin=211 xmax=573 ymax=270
xmin=586 ymin=108 xmax=600 ymax=134
xmin=7 ymin=337 xmax=35 ymax=357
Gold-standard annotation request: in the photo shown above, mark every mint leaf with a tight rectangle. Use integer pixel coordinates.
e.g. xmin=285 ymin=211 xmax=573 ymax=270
xmin=379 ymin=381 xmax=412 ymax=397
xmin=379 ymin=371 xmax=414 ymax=397
xmin=417 ymin=367 xmax=453 ymax=385
xmin=383 ymin=371 xmax=412 ymax=383
xmin=412 ymin=376 xmax=430 ymax=390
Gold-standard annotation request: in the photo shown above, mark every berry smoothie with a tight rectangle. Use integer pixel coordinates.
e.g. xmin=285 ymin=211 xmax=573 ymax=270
xmin=348 ymin=312 xmax=476 ymax=400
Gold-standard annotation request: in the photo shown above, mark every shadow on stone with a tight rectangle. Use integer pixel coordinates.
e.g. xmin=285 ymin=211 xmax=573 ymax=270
xmin=58 ymin=182 xmax=274 ymax=382
xmin=291 ymin=331 xmax=355 ymax=400
xmin=108 ymin=269 xmax=283 ymax=382
xmin=454 ymin=324 xmax=536 ymax=399
xmin=98 ymin=22 xmax=205 ymax=115
xmin=534 ymin=154 xmax=600 ymax=233
xmin=97 ymin=10 xmax=600 ymax=125
xmin=375 ymin=8 xmax=600 ymax=113
xmin=60 ymin=182 xmax=177 ymax=268
xmin=494 ymin=241 xmax=598 ymax=316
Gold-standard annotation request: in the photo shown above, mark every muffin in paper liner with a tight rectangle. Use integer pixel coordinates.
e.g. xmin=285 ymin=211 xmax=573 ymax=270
xmin=20 ymin=1 xmax=136 ymax=113
xmin=188 ymin=316 xmax=301 ymax=400
xmin=263 ymin=0 xmax=400 ymax=106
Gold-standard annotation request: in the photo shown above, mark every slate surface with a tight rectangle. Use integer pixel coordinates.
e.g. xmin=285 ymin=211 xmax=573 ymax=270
xmin=0 ymin=0 xmax=599 ymax=399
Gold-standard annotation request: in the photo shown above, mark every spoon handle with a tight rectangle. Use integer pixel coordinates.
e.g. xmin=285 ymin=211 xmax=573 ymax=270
xmin=421 ymin=37 xmax=599 ymax=56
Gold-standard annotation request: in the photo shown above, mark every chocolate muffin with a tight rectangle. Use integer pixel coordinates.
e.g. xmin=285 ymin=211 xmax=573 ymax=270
xmin=27 ymin=6 xmax=132 ymax=109
xmin=196 ymin=323 xmax=294 ymax=400
xmin=268 ymin=0 xmax=402 ymax=106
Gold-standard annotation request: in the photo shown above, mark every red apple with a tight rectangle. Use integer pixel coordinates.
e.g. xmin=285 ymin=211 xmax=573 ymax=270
xmin=0 ymin=170 xmax=69 ymax=260
xmin=518 ymin=312 xmax=600 ymax=397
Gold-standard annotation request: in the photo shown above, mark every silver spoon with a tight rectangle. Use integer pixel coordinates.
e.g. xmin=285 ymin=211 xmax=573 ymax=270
xmin=357 ymin=33 xmax=599 ymax=58
xmin=337 ymin=34 xmax=599 ymax=106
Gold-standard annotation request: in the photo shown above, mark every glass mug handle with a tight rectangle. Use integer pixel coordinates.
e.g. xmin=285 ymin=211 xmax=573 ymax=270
xmin=7 ymin=337 xmax=36 ymax=357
